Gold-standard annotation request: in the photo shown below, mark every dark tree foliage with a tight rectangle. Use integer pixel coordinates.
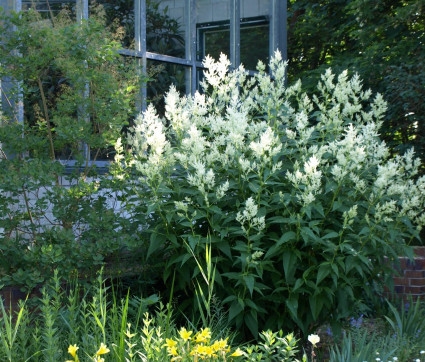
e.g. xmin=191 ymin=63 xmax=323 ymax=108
xmin=287 ymin=0 xmax=425 ymax=163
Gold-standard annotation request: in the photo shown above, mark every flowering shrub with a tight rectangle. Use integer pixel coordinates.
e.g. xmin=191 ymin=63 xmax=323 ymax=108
xmin=119 ymin=52 xmax=425 ymax=336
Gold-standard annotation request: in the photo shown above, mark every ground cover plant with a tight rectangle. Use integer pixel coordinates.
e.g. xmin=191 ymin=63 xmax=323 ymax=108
xmin=113 ymin=51 xmax=425 ymax=338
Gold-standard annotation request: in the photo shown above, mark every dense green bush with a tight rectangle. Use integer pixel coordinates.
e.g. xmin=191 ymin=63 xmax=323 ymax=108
xmin=117 ymin=52 xmax=425 ymax=337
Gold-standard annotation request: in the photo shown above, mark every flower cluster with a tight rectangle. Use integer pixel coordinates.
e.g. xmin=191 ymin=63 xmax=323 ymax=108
xmin=236 ymin=197 xmax=265 ymax=233
xmin=164 ymin=327 xmax=243 ymax=361
xmin=66 ymin=342 xmax=110 ymax=362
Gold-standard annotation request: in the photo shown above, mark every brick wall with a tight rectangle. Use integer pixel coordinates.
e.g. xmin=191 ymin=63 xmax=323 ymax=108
xmin=391 ymin=247 xmax=425 ymax=300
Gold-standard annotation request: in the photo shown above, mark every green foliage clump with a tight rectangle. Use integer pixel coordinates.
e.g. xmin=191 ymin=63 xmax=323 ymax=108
xmin=0 ymin=6 xmax=141 ymax=290
xmin=118 ymin=52 xmax=425 ymax=337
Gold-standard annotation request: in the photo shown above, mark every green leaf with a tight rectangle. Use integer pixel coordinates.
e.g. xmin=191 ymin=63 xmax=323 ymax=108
xmin=316 ymin=264 xmax=330 ymax=285
xmin=301 ymin=227 xmax=317 ymax=244
xmin=323 ymin=231 xmax=339 ymax=239
xmin=245 ymin=311 xmax=258 ymax=338
xmin=244 ymin=275 xmax=255 ymax=296
xmin=309 ymin=294 xmax=324 ymax=321
xmin=286 ymin=296 xmax=298 ymax=320
xmin=248 ymin=182 xmax=260 ymax=193
xmin=216 ymin=241 xmax=232 ymax=259
xmin=292 ymin=278 xmax=304 ymax=292
xmin=188 ymin=235 xmax=201 ymax=250
xmin=313 ymin=202 xmax=325 ymax=217
xmin=282 ymin=250 xmax=299 ymax=283
xmin=229 ymin=301 xmax=244 ymax=322
xmin=209 ymin=205 xmax=222 ymax=214
xmin=265 ymin=231 xmax=296 ymax=259
xmin=147 ymin=231 xmax=165 ymax=259
xmin=222 ymin=295 xmax=237 ymax=304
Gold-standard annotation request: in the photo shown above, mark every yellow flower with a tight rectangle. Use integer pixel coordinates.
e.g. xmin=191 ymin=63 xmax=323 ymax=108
xmin=179 ymin=327 xmax=193 ymax=341
xmin=230 ymin=347 xmax=244 ymax=357
xmin=195 ymin=328 xmax=211 ymax=343
xmin=202 ymin=345 xmax=215 ymax=356
xmin=164 ymin=338 xmax=178 ymax=349
xmin=68 ymin=344 xmax=79 ymax=358
xmin=168 ymin=346 xmax=178 ymax=356
xmin=95 ymin=343 xmax=110 ymax=356
xmin=308 ymin=334 xmax=320 ymax=347
xmin=200 ymin=328 xmax=211 ymax=339
xmin=211 ymin=338 xmax=228 ymax=352
xmin=93 ymin=357 xmax=104 ymax=362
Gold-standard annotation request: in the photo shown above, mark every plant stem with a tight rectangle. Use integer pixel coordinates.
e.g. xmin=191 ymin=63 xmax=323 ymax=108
xmin=21 ymin=186 xmax=37 ymax=243
xmin=37 ymin=77 xmax=56 ymax=162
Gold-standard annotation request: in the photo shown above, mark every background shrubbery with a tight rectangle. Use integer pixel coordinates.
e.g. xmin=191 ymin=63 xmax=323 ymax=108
xmin=287 ymin=0 xmax=425 ymax=164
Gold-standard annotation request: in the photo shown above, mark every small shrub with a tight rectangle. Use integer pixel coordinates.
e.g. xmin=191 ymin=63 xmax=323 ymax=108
xmin=0 ymin=6 xmax=141 ymax=290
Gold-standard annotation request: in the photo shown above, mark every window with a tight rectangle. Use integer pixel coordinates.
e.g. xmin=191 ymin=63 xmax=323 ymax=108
xmin=198 ymin=16 xmax=269 ymax=71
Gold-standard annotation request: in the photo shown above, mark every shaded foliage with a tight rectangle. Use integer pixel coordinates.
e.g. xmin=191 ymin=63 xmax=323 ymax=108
xmin=287 ymin=0 xmax=425 ymax=163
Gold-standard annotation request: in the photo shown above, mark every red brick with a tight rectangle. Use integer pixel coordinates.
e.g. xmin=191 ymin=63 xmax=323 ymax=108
xmin=394 ymin=285 xmax=405 ymax=294
xmin=405 ymin=286 xmax=425 ymax=294
xmin=404 ymin=270 xmax=425 ymax=278
xmin=412 ymin=258 xmax=425 ymax=270
xmin=393 ymin=277 xmax=409 ymax=286
xmin=409 ymin=278 xmax=425 ymax=286
xmin=399 ymin=257 xmax=408 ymax=269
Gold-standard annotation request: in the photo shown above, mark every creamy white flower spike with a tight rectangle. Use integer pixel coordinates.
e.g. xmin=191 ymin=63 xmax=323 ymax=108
xmin=130 ymin=105 xmax=172 ymax=182
xmin=127 ymin=49 xmax=425 ymax=237
xmin=236 ymin=197 xmax=265 ymax=232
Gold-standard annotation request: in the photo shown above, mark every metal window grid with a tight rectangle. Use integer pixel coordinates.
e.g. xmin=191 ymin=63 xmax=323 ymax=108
xmin=1 ymin=0 xmax=287 ymax=115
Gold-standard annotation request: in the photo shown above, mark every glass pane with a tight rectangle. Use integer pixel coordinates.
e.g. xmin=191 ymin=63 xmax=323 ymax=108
xmin=240 ymin=18 xmax=269 ymax=70
xmin=22 ymin=0 xmax=77 ymax=19
xmin=147 ymin=60 xmax=187 ymax=116
xmin=201 ymin=25 xmax=230 ymax=62
xmin=150 ymin=1 xmax=186 ymax=57
xmin=95 ymin=0 xmax=134 ymax=49
xmin=240 ymin=0 xmax=270 ymax=70
xmin=197 ymin=0 xmax=231 ymax=62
